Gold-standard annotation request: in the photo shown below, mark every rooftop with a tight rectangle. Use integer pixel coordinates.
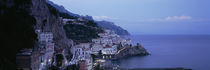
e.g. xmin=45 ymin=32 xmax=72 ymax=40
xmin=16 ymin=48 xmax=32 ymax=56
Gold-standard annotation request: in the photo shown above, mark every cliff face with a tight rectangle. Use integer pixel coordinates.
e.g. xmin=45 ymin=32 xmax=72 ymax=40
xmin=44 ymin=0 xmax=104 ymax=43
xmin=30 ymin=0 xmax=73 ymax=58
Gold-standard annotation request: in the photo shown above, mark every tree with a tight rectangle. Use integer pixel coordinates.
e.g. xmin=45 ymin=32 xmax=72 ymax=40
xmin=91 ymin=54 xmax=96 ymax=62
xmin=56 ymin=54 xmax=64 ymax=67
xmin=137 ymin=43 xmax=140 ymax=47
xmin=98 ymin=50 xmax=102 ymax=55
xmin=66 ymin=64 xmax=79 ymax=70
xmin=48 ymin=65 xmax=58 ymax=70
xmin=95 ymin=64 xmax=100 ymax=70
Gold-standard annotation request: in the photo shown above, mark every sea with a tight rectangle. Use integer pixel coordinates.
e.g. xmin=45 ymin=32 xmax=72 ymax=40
xmin=112 ymin=35 xmax=210 ymax=70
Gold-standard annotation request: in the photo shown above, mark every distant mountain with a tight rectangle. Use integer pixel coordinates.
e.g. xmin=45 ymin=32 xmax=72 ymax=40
xmin=96 ymin=21 xmax=130 ymax=35
xmin=46 ymin=0 xmax=129 ymax=36
xmin=46 ymin=0 xmax=80 ymax=17
xmin=46 ymin=0 xmax=94 ymax=21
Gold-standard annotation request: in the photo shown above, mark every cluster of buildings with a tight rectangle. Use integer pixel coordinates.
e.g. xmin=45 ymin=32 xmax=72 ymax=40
xmin=16 ymin=17 xmax=132 ymax=70
xmin=69 ymin=29 xmax=132 ymax=70
xmin=16 ymin=29 xmax=55 ymax=70
xmin=62 ymin=17 xmax=89 ymax=25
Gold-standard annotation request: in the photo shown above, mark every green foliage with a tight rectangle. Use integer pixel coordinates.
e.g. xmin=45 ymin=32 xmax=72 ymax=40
xmin=66 ymin=64 xmax=79 ymax=70
xmin=91 ymin=54 xmax=96 ymax=62
xmin=117 ymin=45 xmax=121 ymax=51
xmin=85 ymin=20 xmax=98 ymax=27
xmin=48 ymin=65 xmax=59 ymax=70
xmin=94 ymin=64 xmax=105 ymax=70
xmin=59 ymin=12 xmax=77 ymax=19
xmin=117 ymin=43 xmax=123 ymax=51
xmin=98 ymin=50 xmax=102 ymax=55
xmin=56 ymin=54 xmax=64 ymax=67
xmin=64 ymin=24 xmax=102 ymax=43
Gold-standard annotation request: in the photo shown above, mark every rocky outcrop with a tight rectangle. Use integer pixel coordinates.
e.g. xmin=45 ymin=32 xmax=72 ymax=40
xmin=113 ymin=45 xmax=149 ymax=60
xmin=30 ymin=0 xmax=73 ymax=60
xmin=96 ymin=21 xmax=130 ymax=36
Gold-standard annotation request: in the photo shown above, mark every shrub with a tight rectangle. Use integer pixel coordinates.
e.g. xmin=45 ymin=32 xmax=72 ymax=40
xmin=56 ymin=54 xmax=64 ymax=67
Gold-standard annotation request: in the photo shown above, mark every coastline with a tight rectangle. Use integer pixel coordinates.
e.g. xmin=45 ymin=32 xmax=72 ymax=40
xmin=112 ymin=44 xmax=150 ymax=60
xmin=110 ymin=35 xmax=210 ymax=70
xmin=120 ymin=68 xmax=192 ymax=70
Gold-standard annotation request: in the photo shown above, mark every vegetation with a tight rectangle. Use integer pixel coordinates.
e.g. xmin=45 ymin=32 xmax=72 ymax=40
xmin=56 ymin=54 xmax=64 ymax=67
xmin=86 ymin=20 xmax=99 ymax=27
xmin=95 ymin=64 xmax=101 ymax=70
xmin=117 ymin=43 xmax=123 ymax=51
xmin=64 ymin=24 xmax=103 ymax=43
xmin=66 ymin=64 xmax=79 ymax=70
xmin=91 ymin=54 xmax=96 ymax=62
xmin=98 ymin=50 xmax=102 ymax=55
xmin=48 ymin=65 xmax=59 ymax=70
xmin=59 ymin=12 xmax=78 ymax=19
xmin=46 ymin=1 xmax=105 ymax=43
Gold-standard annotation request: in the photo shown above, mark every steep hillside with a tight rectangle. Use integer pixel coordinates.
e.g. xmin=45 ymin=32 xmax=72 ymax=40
xmin=31 ymin=0 xmax=73 ymax=60
xmin=96 ymin=21 xmax=130 ymax=35
xmin=64 ymin=22 xmax=104 ymax=43
xmin=45 ymin=0 xmax=104 ymax=43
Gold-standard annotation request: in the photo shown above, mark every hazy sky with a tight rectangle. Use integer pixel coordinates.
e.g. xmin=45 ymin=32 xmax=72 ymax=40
xmin=50 ymin=0 xmax=210 ymax=35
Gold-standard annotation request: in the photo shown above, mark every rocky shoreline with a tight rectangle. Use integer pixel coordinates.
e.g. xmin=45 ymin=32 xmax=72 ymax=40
xmin=112 ymin=43 xmax=149 ymax=60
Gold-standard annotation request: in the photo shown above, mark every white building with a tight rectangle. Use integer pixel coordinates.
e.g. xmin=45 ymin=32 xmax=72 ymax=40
xmin=91 ymin=44 xmax=103 ymax=55
xmin=102 ymin=45 xmax=117 ymax=55
xmin=78 ymin=17 xmax=85 ymax=21
xmin=79 ymin=43 xmax=91 ymax=49
xmin=92 ymin=38 xmax=101 ymax=44
xmin=36 ymin=31 xmax=55 ymax=70
xmin=38 ymin=42 xmax=55 ymax=70
xmin=74 ymin=45 xmax=91 ymax=61
xmin=86 ymin=56 xmax=93 ymax=70
xmin=120 ymin=39 xmax=132 ymax=46
xmin=63 ymin=19 xmax=76 ymax=24
xmin=38 ymin=32 xmax=53 ymax=43
xmin=101 ymin=38 xmax=112 ymax=46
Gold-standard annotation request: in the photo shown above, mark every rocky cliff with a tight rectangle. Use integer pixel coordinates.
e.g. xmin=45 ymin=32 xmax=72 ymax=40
xmin=30 ymin=0 xmax=73 ymax=60
xmin=113 ymin=44 xmax=149 ymax=60
xmin=44 ymin=1 xmax=104 ymax=43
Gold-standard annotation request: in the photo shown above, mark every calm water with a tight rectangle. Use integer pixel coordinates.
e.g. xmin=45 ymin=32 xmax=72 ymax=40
xmin=112 ymin=35 xmax=210 ymax=70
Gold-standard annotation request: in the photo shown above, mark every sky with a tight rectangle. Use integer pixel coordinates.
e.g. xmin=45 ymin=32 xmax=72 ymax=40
xmin=50 ymin=0 xmax=210 ymax=35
